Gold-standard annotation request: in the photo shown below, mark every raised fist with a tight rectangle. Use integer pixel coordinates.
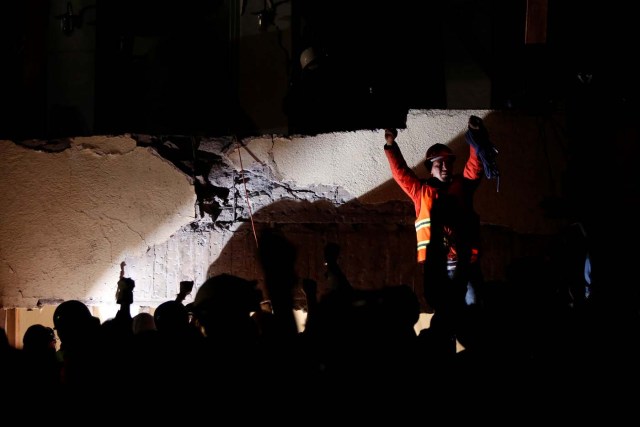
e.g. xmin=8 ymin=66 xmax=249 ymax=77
xmin=468 ymin=115 xmax=483 ymax=130
xmin=384 ymin=128 xmax=398 ymax=145
xmin=116 ymin=277 xmax=135 ymax=305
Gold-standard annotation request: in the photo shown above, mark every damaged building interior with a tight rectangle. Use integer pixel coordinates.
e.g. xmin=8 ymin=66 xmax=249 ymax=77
xmin=1 ymin=0 xmax=639 ymax=416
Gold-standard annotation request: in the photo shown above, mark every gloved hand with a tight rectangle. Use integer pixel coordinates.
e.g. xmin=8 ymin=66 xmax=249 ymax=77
xmin=176 ymin=280 xmax=194 ymax=303
xmin=465 ymin=116 xmax=499 ymax=180
xmin=384 ymin=128 xmax=398 ymax=145
xmin=116 ymin=277 xmax=135 ymax=305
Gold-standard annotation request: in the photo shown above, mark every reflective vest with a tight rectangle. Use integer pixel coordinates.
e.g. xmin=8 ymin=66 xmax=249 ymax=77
xmin=384 ymin=142 xmax=482 ymax=263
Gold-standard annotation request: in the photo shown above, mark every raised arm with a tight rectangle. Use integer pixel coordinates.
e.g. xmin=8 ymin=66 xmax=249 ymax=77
xmin=383 ymin=128 xmax=423 ymax=212
xmin=464 ymin=115 xmax=499 ymax=181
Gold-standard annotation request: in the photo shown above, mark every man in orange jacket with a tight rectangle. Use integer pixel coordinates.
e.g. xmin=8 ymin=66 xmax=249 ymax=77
xmin=384 ymin=116 xmax=495 ymax=338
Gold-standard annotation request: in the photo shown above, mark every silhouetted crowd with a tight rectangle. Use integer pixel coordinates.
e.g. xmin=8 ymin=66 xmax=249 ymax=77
xmin=1 ymin=229 xmax=638 ymax=422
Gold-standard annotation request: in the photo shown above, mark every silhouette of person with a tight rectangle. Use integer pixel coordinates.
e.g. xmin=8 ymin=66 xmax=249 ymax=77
xmin=22 ymin=324 xmax=60 ymax=390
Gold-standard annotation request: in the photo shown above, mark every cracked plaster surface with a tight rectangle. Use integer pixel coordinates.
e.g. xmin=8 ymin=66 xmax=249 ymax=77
xmin=0 ymin=136 xmax=196 ymax=307
xmin=0 ymin=110 xmax=570 ymax=308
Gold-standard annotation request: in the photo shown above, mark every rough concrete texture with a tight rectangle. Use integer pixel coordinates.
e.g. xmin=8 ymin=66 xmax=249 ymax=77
xmin=0 ymin=136 xmax=196 ymax=308
xmin=232 ymin=109 xmax=567 ymax=234
xmin=1 ymin=110 xmax=569 ymax=310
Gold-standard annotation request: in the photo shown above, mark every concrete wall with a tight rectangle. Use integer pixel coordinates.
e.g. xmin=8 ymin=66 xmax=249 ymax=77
xmin=0 ymin=136 xmax=196 ymax=308
xmin=0 ymin=110 xmax=569 ymax=310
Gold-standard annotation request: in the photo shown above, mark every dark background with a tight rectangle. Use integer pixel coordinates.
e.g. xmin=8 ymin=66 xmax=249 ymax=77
xmin=1 ymin=0 xmax=638 ymax=139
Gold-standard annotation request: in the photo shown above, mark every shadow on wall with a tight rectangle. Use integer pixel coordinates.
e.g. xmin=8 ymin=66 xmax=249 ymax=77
xmin=202 ymin=111 xmax=572 ymax=313
xmin=203 ymin=202 xmax=550 ymax=315
xmin=205 ymin=198 xmax=424 ymax=311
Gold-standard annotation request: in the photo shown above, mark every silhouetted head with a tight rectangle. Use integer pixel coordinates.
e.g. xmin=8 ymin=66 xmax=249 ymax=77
xmin=324 ymin=242 xmax=341 ymax=265
xmin=154 ymin=301 xmax=188 ymax=334
xmin=132 ymin=312 xmax=156 ymax=335
xmin=53 ymin=300 xmax=97 ymax=344
xmin=381 ymin=284 xmax=421 ymax=332
xmin=194 ymin=274 xmax=261 ymax=314
xmin=23 ymin=324 xmax=57 ymax=352
xmin=0 ymin=327 xmax=9 ymax=350
xmin=193 ymin=274 xmax=261 ymax=337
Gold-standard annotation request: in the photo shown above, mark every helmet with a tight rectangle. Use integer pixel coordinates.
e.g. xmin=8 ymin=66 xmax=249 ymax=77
xmin=53 ymin=300 xmax=93 ymax=332
xmin=53 ymin=300 xmax=98 ymax=343
xmin=424 ymin=143 xmax=456 ymax=171
xmin=193 ymin=274 xmax=261 ymax=324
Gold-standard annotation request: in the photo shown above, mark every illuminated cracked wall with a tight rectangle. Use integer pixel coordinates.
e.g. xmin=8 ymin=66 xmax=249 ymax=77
xmin=0 ymin=110 xmax=569 ymax=310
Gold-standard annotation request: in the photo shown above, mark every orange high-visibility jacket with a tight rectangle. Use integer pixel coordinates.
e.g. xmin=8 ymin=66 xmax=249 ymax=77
xmin=384 ymin=142 xmax=483 ymax=264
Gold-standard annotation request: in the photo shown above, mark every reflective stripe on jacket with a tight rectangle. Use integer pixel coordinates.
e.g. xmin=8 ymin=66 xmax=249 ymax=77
xmin=384 ymin=142 xmax=482 ymax=263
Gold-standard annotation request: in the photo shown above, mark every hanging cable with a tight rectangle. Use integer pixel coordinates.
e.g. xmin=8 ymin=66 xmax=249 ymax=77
xmin=237 ymin=137 xmax=259 ymax=248
xmin=191 ymin=135 xmax=200 ymax=218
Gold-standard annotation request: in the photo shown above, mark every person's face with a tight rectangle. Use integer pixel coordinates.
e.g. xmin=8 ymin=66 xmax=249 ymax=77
xmin=48 ymin=329 xmax=58 ymax=350
xmin=431 ymin=157 xmax=454 ymax=182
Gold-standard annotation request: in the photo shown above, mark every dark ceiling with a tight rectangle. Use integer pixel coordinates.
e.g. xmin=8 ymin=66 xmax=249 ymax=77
xmin=1 ymin=0 xmax=638 ymax=139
